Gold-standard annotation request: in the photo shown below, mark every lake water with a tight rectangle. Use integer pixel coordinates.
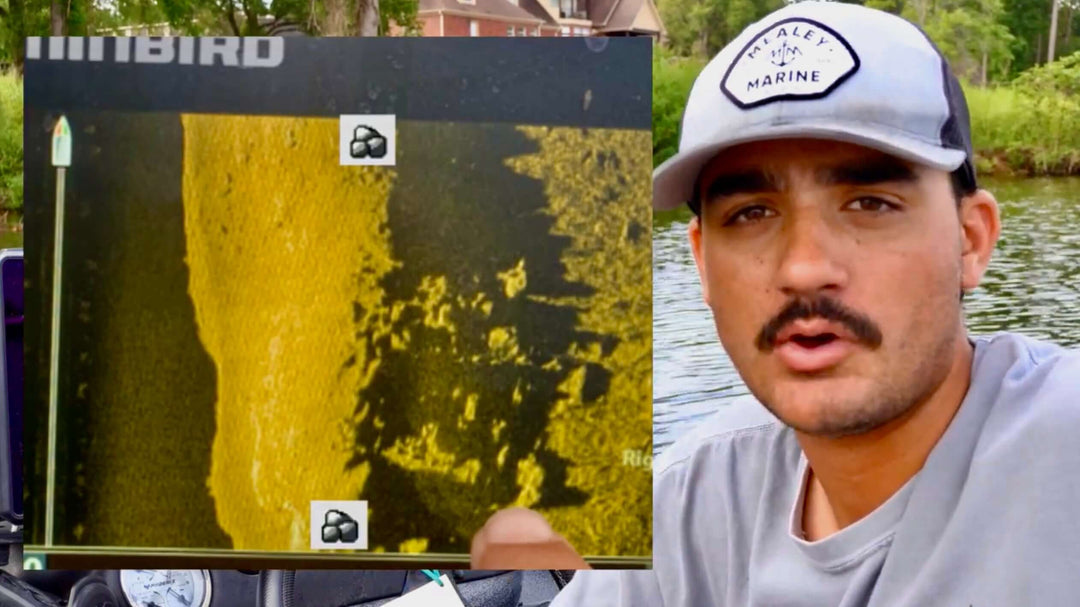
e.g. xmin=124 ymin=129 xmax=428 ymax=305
xmin=654 ymin=177 xmax=1080 ymax=455
xmin=0 ymin=226 xmax=22 ymax=249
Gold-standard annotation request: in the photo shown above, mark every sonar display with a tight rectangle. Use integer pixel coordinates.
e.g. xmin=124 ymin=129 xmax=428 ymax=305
xmin=22 ymin=36 xmax=653 ymax=566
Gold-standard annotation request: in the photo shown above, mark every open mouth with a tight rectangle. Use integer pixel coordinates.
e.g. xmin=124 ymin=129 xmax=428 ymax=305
xmin=774 ymin=322 xmax=854 ymax=373
xmin=789 ymin=333 xmax=839 ymax=348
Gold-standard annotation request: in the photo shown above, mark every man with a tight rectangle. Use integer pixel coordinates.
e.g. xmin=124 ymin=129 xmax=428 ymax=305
xmin=470 ymin=1 xmax=1080 ymax=605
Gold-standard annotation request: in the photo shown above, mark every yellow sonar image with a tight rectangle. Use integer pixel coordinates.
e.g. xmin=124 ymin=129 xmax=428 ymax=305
xmin=167 ymin=115 xmax=652 ymax=556
xmin=181 ymin=115 xmax=393 ymax=551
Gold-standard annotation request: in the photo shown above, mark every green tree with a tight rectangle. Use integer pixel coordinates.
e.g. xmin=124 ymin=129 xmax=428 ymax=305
xmin=1013 ymin=47 xmax=1080 ymax=91
xmin=999 ymin=0 xmax=1079 ymax=72
xmin=658 ymin=0 xmax=708 ymax=55
xmin=864 ymin=0 xmax=904 ymax=13
xmin=659 ymin=0 xmax=783 ymax=57
xmin=1 ymin=0 xmax=49 ymax=71
xmin=657 ymin=0 xmax=1080 ymax=85
xmin=0 ymin=0 xmax=418 ymax=62
xmin=922 ymin=0 xmax=1016 ymax=84
xmin=304 ymin=0 xmax=418 ymax=36
xmin=652 ymin=47 xmax=704 ymax=167
xmin=1002 ymin=0 xmax=1053 ymax=69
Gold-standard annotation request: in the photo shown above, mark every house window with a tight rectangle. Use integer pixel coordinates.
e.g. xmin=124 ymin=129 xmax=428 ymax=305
xmin=532 ymin=27 xmax=540 ymax=36
xmin=508 ymin=26 xmax=516 ymax=36
xmin=470 ymin=19 xmax=479 ymax=36
xmin=519 ymin=27 xmax=527 ymax=36
xmin=560 ymin=26 xmax=571 ymax=36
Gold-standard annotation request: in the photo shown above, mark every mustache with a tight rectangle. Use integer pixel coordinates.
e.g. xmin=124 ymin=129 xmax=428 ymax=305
xmin=755 ymin=296 xmax=883 ymax=352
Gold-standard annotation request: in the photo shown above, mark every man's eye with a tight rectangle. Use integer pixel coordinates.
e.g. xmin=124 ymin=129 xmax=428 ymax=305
xmin=726 ymin=205 xmax=776 ymax=225
xmin=846 ymin=197 xmax=897 ymax=212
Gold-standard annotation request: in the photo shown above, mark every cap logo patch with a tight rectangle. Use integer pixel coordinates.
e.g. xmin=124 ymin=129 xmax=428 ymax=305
xmin=720 ymin=17 xmax=860 ymax=109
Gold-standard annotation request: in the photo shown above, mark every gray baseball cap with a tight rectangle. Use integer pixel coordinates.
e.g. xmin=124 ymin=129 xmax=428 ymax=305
xmin=653 ymin=1 xmax=977 ymax=211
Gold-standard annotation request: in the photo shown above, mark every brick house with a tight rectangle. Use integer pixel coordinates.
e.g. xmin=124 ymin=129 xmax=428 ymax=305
xmin=417 ymin=0 xmax=560 ymax=37
xmin=415 ymin=0 xmax=665 ymax=39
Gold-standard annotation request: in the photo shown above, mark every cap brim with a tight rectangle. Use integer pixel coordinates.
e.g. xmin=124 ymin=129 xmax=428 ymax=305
xmin=652 ymin=122 xmax=969 ymax=211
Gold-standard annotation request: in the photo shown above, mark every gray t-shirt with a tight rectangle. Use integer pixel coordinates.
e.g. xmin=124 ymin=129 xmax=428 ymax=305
xmin=553 ymin=332 xmax=1080 ymax=606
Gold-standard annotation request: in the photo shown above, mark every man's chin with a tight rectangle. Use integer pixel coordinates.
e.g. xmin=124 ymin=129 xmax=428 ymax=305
xmin=756 ymin=378 xmax=905 ymax=438
xmin=783 ymin=411 xmax=897 ymax=439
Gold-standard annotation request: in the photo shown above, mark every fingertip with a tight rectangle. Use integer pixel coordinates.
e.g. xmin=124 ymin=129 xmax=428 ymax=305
xmin=482 ymin=508 xmax=557 ymax=544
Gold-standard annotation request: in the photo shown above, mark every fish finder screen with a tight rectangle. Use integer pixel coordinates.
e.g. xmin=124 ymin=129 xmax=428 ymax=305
xmin=22 ymin=36 xmax=652 ymax=568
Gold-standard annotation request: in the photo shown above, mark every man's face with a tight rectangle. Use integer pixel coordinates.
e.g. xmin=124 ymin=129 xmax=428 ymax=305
xmin=688 ymin=138 xmax=994 ymax=437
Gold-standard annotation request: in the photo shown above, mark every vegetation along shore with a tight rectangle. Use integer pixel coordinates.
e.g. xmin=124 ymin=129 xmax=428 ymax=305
xmin=654 ymin=49 xmax=1080 ymax=177
xmin=654 ymin=0 xmax=1080 ymax=177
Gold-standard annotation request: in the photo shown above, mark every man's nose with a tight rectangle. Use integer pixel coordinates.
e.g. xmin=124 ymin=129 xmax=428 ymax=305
xmin=776 ymin=210 xmax=849 ymax=297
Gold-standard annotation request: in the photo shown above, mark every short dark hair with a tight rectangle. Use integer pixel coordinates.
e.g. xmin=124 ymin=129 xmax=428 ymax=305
xmin=949 ymin=169 xmax=977 ymax=204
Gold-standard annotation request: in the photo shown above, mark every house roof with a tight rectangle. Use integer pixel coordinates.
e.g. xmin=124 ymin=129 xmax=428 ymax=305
xmin=587 ymin=0 xmax=619 ymax=25
xmin=418 ymin=0 xmax=546 ymax=23
xmin=602 ymin=0 xmax=641 ymax=30
xmin=590 ymin=0 xmax=663 ymax=33
xmin=518 ymin=0 xmax=560 ymax=25
xmin=600 ymin=0 xmax=656 ymax=32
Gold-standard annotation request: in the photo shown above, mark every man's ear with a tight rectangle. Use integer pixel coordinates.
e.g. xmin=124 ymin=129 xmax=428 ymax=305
xmin=959 ymin=189 xmax=1001 ymax=293
xmin=688 ymin=215 xmax=712 ymax=307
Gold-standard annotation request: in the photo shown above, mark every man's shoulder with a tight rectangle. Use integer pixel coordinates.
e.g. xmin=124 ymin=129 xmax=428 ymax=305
xmin=978 ymin=330 xmax=1075 ymax=357
xmin=654 ymin=394 xmax=787 ymax=480
xmin=975 ymin=332 xmax=1080 ymax=396
xmin=972 ymin=331 xmax=1080 ymax=439
xmin=649 ymin=395 xmax=798 ymax=597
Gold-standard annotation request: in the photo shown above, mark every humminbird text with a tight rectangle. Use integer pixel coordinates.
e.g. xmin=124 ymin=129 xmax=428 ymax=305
xmin=26 ymin=37 xmax=284 ymax=68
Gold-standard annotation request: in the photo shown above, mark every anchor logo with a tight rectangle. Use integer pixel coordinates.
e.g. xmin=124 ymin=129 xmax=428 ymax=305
xmin=770 ymin=40 xmax=802 ymax=67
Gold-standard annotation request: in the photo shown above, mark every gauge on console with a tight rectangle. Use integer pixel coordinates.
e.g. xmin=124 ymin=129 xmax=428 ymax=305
xmin=117 ymin=570 xmax=212 ymax=607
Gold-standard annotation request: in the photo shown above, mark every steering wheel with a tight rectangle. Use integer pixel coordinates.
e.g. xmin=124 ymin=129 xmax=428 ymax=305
xmin=256 ymin=571 xmax=295 ymax=607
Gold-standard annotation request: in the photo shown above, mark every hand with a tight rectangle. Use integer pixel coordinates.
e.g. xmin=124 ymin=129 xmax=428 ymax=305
xmin=470 ymin=507 xmax=592 ymax=570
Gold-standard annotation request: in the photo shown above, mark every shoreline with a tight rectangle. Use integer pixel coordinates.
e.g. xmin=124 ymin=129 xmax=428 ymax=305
xmin=975 ymin=151 xmax=1080 ymax=179
xmin=0 ymin=214 xmax=22 ymax=230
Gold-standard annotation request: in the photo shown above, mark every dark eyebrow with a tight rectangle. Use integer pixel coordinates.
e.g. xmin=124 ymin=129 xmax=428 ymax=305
xmin=702 ymin=169 xmax=783 ymax=203
xmin=816 ymin=157 xmax=919 ymax=187
xmin=697 ymin=156 xmax=919 ymax=211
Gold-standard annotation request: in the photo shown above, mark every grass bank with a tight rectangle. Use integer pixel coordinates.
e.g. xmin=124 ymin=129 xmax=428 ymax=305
xmin=965 ymin=82 xmax=1080 ymax=177
xmin=653 ymin=52 xmax=705 ymax=168
xmin=653 ymin=51 xmax=1080 ymax=177
xmin=0 ymin=72 xmax=22 ymax=215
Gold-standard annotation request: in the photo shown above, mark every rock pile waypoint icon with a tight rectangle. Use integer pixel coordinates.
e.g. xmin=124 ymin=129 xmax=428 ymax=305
xmin=321 ymin=509 xmax=360 ymax=543
xmin=350 ymin=125 xmax=388 ymax=159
